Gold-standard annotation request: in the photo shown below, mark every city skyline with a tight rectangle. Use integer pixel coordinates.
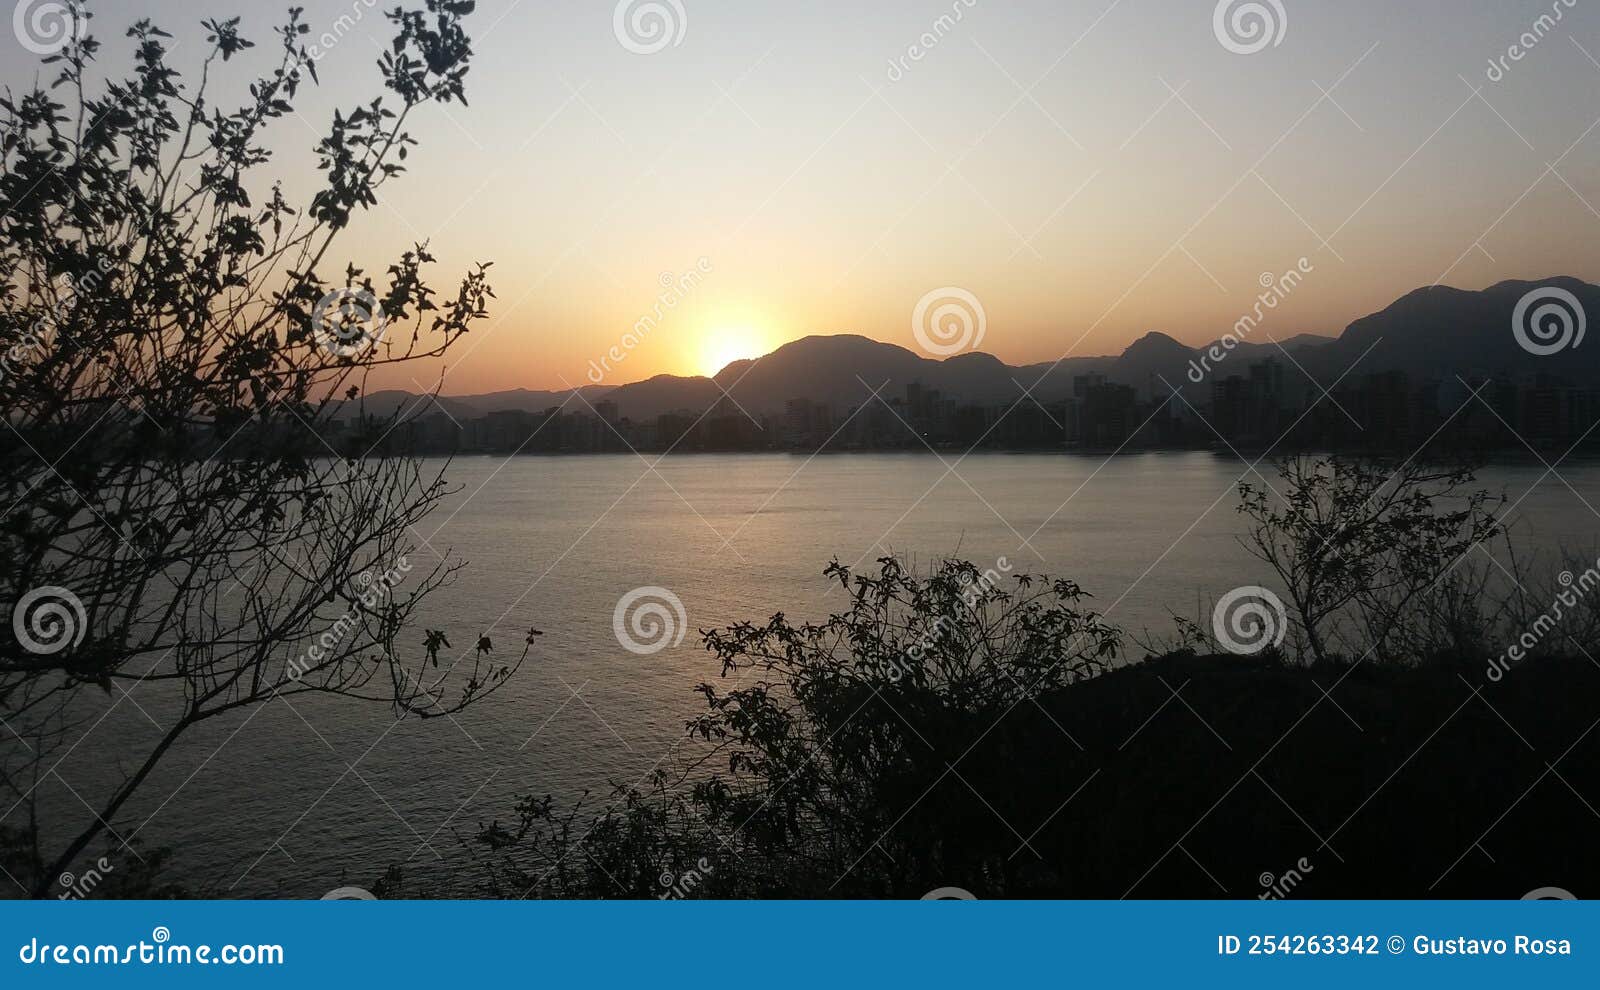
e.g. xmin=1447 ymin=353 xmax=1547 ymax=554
xmin=338 ymin=364 xmax=1600 ymax=456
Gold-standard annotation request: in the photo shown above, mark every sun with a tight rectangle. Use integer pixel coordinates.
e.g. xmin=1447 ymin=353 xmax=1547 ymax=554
xmin=699 ymin=326 xmax=768 ymax=377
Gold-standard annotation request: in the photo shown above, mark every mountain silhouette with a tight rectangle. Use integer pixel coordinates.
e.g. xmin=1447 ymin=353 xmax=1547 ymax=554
xmin=348 ymin=276 xmax=1593 ymax=422
xmin=335 ymin=385 xmax=611 ymax=421
xmin=1305 ymin=276 xmax=1597 ymax=383
xmin=603 ymin=373 xmax=723 ymax=418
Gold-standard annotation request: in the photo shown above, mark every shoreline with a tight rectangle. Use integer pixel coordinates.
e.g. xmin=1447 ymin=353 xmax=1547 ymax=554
xmin=403 ymin=447 xmax=1600 ymax=461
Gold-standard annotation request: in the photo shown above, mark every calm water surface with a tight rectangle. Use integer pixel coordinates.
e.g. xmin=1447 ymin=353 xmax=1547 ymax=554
xmin=54 ymin=453 xmax=1600 ymax=895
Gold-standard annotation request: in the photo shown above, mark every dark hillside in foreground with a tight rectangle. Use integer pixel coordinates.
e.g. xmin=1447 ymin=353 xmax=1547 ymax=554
xmin=847 ymin=653 xmax=1598 ymax=899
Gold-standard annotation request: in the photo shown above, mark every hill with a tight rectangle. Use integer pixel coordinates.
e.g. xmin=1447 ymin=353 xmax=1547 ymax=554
xmin=343 ymin=276 xmax=1594 ymax=422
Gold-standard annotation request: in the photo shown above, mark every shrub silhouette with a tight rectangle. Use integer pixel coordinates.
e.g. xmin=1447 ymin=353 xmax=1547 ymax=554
xmin=474 ymin=466 xmax=1600 ymax=899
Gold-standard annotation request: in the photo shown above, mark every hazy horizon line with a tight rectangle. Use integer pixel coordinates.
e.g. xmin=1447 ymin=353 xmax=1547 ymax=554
xmin=423 ymin=271 xmax=1589 ymax=398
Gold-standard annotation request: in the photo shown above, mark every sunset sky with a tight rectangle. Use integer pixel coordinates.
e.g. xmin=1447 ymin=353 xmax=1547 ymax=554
xmin=5 ymin=0 xmax=1599 ymax=392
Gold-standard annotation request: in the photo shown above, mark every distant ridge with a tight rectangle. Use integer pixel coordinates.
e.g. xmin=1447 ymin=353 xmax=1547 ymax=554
xmin=347 ymin=276 xmax=1596 ymax=422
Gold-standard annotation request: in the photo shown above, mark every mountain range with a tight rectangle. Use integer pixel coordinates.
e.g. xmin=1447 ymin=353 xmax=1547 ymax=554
xmin=346 ymin=277 xmax=1597 ymax=422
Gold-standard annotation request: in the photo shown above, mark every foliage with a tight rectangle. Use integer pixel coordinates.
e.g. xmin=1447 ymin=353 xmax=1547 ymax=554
xmin=473 ymin=557 xmax=1120 ymax=897
xmin=0 ymin=1 xmax=523 ymax=898
xmin=1237 ymin=456 xmax=1503 ymax=665
xmin=473 ymin=465 xmax=1600 ymax=899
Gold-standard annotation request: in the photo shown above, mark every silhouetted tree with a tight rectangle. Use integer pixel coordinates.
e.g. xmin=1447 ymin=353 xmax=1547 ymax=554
xmin=0 ymin=1 xmax=525 ymax=897
xmin=1237 ymin=456 xmax=1502 ymax=665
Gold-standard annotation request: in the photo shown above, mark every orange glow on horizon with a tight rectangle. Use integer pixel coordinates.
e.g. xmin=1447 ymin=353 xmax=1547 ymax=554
xmin=698 ymin=325 xmax=776 ymax=378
